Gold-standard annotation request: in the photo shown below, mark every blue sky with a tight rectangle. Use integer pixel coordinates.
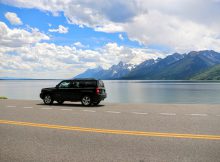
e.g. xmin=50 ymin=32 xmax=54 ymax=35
xmin=0 ymin=0 xmax=220 ymax=78
xmin=0 ymin=3 xmax=143 ymax=49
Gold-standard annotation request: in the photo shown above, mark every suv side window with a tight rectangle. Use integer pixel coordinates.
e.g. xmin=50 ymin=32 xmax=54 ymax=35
xmin=71 ymin=80 xmax=97 ymax=88
xmin=72 ymin=81 xmax=80 ymax=88
xmin=59 ymin=81 xmax=72 ymax=88
xmin=79 ymin=81 xmax=85 ymax=88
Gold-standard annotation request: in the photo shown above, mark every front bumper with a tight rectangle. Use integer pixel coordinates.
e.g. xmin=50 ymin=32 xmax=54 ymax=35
xmin=40 ymin=93 xmax=44 ymax=99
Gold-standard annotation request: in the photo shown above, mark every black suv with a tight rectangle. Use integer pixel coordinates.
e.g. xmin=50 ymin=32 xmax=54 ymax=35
xmin=40 ymin=79 xmax=107 ymax=106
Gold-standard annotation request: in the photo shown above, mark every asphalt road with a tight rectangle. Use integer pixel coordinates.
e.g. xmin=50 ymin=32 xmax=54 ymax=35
xmin=0 ymin=99 xmax=220 ymax=162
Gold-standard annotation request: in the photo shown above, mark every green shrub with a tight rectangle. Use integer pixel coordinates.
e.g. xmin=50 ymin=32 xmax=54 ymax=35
xmin=0 ymin=96 xmax=8 ymax=99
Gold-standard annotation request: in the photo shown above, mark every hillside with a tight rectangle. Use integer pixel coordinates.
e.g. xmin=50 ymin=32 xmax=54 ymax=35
xmin=191 ymin=64 xmax=220 ymax=80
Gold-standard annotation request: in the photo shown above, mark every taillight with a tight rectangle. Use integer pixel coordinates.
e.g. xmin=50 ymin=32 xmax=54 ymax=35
xmin=96 ymin=88 xmax=100 ymax=94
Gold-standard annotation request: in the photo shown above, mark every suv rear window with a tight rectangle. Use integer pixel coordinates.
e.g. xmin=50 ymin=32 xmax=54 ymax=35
xmin=98 ymin=80 xmax=104 ymax=87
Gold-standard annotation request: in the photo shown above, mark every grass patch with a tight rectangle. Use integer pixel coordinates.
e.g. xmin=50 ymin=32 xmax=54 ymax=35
xmin=0 ymin=96 xmax=8 ymax=99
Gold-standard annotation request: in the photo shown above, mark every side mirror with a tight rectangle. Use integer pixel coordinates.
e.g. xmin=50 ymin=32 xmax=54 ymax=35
xmin=56 ymin=85 xmax=59 ymax=88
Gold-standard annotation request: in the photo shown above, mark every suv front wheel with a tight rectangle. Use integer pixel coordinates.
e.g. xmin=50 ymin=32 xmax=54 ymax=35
xmin=43 ymin=94 xmax=53 ymax=105
xmin=81 ymin=95 xmax=92 ymax=106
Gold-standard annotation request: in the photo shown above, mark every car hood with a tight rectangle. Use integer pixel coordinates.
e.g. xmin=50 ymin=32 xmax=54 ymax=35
xmin=41 ymin=87 xmax=56 ymax=91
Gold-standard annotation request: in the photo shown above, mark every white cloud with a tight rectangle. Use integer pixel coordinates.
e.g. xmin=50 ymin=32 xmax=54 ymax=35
xmin=0 ymin=22 xmax=163 ymax=78
xmin=94 ymin=23 xmax=124 ymax=33
xmin=119 ymin=34 xmax=124 ymax=40
xmin=49 ymin=25 xmax=68 ymax=34
xmin=123 ymin=10 xmax=220 ymax=52
xmin=4 ymin=12 xmax=23 ymax=25
xmin=2 ymin=0 xmax=220 ymax=52
xmin=73 ymin=42 xmax=85 ymax=48
xmin=97 ymin=42 xmax=163 ymax=66
xmin=1 ymin=41 xmax=162 ymax=78
xmin=0 ymin=21 xmax=49 ymax=47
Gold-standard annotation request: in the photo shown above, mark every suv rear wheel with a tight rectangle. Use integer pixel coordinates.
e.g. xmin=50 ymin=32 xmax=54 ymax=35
xmin=43 ymin=94 xmax=53 ymax=105
xmin=81 ymin=95 xmax=92 ymax=106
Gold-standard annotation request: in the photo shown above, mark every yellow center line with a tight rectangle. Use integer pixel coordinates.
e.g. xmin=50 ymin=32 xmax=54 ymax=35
xmin=0 ymin=119 xmax=220 ymax=140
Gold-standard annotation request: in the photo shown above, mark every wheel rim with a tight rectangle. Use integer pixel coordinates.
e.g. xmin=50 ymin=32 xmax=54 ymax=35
xmin=82 ymin=96 xmax=90 ymax=105
xmin=44 ymin=95 xmax=51 ymax=104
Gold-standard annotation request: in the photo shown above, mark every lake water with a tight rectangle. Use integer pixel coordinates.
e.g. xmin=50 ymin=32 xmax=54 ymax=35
xmin=1 ymin=80 xmax=220 ymax=104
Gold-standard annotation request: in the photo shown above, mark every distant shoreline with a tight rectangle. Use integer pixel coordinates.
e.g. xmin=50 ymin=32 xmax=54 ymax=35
xmin=1 ymin=79 xmax=220 ymax=81
xmin=0 ymin=79 xmax=63 ymax=80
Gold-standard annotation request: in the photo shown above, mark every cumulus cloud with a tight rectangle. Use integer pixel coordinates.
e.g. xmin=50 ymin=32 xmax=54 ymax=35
xmin=4 ymin=12 xmax=22 ymax=25
xmin=0 ymin=22 xmax=163 ymax=78
xmin=49 ymin=25 xmax=68 ymax=34
xmin=96 ymin=42 xmax=163 ymax=66
xmin=123 ymin=10 xmax=220 ymax=52
xmin=119 ymin=34 xmax=124 ymax=40
xmin=94 ymin=23 xmax=124 ymax=33
xmin=0 ymin=21 xmax=49 ymax=47
xmin=1 ymin=0 xmax=220 ymax=52
xmin=73 ymin=42 xmax=86 ymax=48
xmin=0 ymin=42 xmax=161 ymax=78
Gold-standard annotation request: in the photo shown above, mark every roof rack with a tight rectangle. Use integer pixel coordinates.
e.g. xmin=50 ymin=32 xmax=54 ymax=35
xmin=73 ymin=78 xmax=96 ymax=80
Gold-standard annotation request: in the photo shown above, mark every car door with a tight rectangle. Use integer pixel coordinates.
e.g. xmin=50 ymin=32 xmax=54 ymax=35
xmin=57 ymin=80 xmax=72 ymax=100
xmin=70 ymin=80 xmax=81 ymax=101
xmin=79 ymin=80 xmax=95 ymax=98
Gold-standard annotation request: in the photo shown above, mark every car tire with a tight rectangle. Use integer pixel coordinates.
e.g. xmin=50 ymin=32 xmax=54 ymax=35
xmin=81 ymin=95 xmax=92 ymax=106
xmin=43 ymin=94 xmax=53 ymax=105
xmin=93 ymin=101 xmax=100 ymax=106
xmin=57 ymin=100 xmax=64 ymax=104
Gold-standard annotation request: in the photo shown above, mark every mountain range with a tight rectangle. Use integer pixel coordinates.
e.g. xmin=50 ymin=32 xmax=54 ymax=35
xmin=74 ymin=50 xmax=220 ymax=80
xmin=75 ymin=61 xmax=136 ymax=79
